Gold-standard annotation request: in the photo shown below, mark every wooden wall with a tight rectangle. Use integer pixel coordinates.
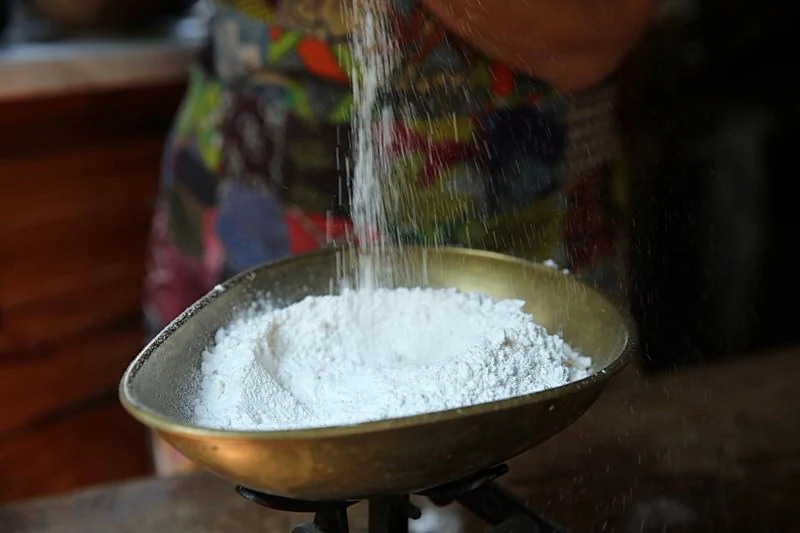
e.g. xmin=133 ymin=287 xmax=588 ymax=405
xmin=0 ymin=82 xmax=186 ymax=502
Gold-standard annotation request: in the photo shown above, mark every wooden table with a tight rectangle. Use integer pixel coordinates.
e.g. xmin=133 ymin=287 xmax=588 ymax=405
xmin=2 ymin=347 xmax=798 ymax=533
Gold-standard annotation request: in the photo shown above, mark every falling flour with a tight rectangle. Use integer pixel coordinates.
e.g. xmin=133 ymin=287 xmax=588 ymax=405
xmin=193 ymin=287 xmax=593 ymax=431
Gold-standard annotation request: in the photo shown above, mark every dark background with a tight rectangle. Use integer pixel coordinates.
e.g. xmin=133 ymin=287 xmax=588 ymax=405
xmin=623 ymin=0 xmax=800 ymax=372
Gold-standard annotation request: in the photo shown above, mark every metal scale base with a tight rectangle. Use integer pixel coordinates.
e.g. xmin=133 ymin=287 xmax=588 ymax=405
xmin=237 ymin=464 xmax=566 ymax=533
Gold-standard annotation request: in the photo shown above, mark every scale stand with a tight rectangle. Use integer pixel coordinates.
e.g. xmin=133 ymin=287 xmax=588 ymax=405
xmin=237 ymin=464 xmax=567 ymax=533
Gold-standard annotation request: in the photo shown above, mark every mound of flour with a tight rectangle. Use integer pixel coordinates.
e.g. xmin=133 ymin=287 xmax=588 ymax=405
xmin=193 ymin=288 xmax=592 ymax=431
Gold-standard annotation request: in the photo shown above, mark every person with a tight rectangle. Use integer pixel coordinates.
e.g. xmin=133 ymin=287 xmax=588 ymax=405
xmin=144 ymin=0 xmax=658 ymax=475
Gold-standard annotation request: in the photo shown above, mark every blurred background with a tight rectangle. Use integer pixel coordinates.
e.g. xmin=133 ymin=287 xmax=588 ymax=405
xmin=0 ymin=0 xmax=202 ymax=502
xmin=0 ymin=0 xmax=797 ymax=506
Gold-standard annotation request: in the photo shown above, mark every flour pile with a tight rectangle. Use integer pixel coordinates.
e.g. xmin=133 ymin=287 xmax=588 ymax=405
xmin=193 ymin=287 xmax=592 ymax=431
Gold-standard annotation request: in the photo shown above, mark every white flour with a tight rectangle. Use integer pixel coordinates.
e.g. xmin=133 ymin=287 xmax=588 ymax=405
xmin=194 ymin=287 xmax=592 ymax=431
xmin=345 ymin=0 xmax=406 ymax=291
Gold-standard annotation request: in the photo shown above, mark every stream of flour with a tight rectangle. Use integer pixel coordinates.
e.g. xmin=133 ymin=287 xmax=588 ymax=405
xmin=345 ymin=0 xmax=404 ymax=291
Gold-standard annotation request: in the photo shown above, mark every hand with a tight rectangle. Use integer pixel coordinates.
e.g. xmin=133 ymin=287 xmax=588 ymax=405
xmin=421 ymin=0 xmax=659 ymax=92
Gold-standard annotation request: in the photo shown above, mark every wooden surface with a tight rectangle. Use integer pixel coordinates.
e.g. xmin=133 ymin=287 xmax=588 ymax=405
xmin=0 ymin=83 xmax=185 ymax=502
xmin=1 ymin=346 xmax=797 ymax=533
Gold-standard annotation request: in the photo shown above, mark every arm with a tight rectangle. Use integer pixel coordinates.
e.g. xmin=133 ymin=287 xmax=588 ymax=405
xmin=422 ymin=0 xmax=660 ymax=92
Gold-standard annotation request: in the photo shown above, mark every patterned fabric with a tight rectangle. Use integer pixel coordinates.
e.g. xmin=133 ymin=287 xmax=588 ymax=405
xmin=144 ymin=0 xmax=629 ymax=474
